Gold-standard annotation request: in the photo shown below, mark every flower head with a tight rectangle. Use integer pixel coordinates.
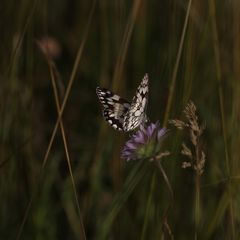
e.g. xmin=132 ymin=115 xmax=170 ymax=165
xmin=121 ymin=122 xmax=169 ymax=161
xmin=37 ymin=36 xmax=61 ymax=60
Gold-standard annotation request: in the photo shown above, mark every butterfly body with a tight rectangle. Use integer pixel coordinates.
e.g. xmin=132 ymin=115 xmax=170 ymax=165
xmin=96 ymin=74 xmax=149 ymax=132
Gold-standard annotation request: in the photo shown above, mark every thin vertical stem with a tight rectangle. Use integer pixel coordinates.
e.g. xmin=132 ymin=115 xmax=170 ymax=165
xmin=194 ymin=173 xmax=200 ymax=240
xmin=113 ymin=0 xmax=142 ymax=86
xmin=140 ymin=174 xmax=156 ymax=240
xmin=42 ymin=0 xmax=96 ymax=168
xmin=156 ymin=160 xmax=174 ymax=200
xmin=155 ymin=159 xmax=174 ymax=240
xmin=163 ymin=0 xmax=192 ymax=126
xmin=194 ymin=143 xmax=201 ymax=240
xmin=48 ymin=61 xmax=86 ymax=240
xmin=209 ymin=0 xmax=235 ymax=238
xmin=16 ymin=1 xmax=96 ymax=239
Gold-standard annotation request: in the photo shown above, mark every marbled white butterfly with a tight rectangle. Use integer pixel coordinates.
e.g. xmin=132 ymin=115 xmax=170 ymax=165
xmin=96 ymin=74 xmax=148 ymax=131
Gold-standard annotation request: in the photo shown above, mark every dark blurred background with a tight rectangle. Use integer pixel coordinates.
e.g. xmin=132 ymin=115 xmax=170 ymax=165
xmin=1 ymin=0 xmax=240 ymax=239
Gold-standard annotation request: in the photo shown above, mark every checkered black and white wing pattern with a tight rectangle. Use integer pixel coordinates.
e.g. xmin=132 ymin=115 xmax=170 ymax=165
xmin=123 ymin=74 xmax=149 ymax=131
xmin=96 ymin=87 xmax=131 ymax=131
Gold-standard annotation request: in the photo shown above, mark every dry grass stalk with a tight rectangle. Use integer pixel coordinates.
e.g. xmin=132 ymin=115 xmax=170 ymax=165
xmin=170 ymin=101 xmax=206 ymax=175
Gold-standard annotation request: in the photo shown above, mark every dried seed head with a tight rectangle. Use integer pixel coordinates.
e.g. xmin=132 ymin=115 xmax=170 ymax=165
xmin=156 ymin=151 xmax=171 ymax=160
xmin=169 ymin=119 xmax=187 ymax=130
xmin=182 ymin=161 xmax=192 ymax=169
xmin=181 ymin=143 xmax=192 ymax=159
xmin=190 ymin=129 xmax=197 ymax=146
xmin=195 ymin=151 xmax=206 ymax=175
xmin=170 ymin=101 xmax=206 ymax=175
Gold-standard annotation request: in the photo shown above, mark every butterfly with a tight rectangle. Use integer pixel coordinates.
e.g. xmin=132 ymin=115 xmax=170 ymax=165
xmin=96 ymin=73 xmax=149 ymax=132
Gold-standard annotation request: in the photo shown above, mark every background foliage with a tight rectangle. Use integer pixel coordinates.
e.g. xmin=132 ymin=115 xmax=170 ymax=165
xmin=1 ymin=0 xmax=240 ymax=239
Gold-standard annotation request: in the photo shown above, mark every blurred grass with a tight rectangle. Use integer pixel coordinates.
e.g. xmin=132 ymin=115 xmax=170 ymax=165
xmin=1 ymin=0 xmax=240 ymax=239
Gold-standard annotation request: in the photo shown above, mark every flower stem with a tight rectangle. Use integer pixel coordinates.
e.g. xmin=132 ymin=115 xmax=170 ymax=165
xmin=156 ymin=159 xmax=174 ymax=201
xmin=194 ymin=138 xmax=201 ymax=239
xmin=140 ymin=173 xmax=156 ymax=240
xmin=155 ymin=159 xmax=174 ymax=239
xmin=195 ymin=173 xmax=201 ymax=240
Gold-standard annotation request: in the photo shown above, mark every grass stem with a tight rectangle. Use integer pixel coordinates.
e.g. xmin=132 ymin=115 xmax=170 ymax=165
xmin=163 ymin=0 xmax=192 ymax=126
xmin=209 ymin=0 xmax=235 ymax=238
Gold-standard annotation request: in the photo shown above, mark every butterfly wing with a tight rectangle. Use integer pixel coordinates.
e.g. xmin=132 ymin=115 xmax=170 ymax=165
xmin=96 ymin=87 xmax=131 ymax=131
xmin=123 ymin=74 xmax=149 ymax=131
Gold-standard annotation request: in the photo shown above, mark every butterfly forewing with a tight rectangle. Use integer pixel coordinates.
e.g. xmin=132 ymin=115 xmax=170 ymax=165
xmin=96 ymin=73 xmax=149 ymax=132
xmin=123 ymin=74 xmax=148 ymax=131
xmin=96 ymin=87 xmax=130 ymax=131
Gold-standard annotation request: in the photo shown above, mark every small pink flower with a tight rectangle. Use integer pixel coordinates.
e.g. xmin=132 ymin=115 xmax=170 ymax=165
xmin=37 ymin=36 xmax=61 ymax=60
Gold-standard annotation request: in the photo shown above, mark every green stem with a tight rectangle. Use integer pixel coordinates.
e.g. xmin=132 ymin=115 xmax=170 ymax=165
xmin=156 ymin=160 xmax=174 ymax=201
xmin=195 ymin=173 xmax=200 ymax=240
xmin=163 ymin=0 xmax=192 ymax=126
xmin=140 ymin=174 xmax=156 ymax=240
xmin=155 ymin=159 xmax=174 ymax=240
xmin=209 ymin=0 xmax=235 ymax=237
xmin=194 ymin=141 xmax=201 ymax=240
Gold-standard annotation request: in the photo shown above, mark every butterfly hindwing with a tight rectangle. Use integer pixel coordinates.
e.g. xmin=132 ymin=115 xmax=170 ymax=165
xmin=96 ymin=87 xmax=130 ymax=131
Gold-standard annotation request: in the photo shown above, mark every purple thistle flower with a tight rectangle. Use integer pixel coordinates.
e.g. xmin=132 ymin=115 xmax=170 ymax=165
xmin=121 ymin=122 xmax=169 ymax=161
